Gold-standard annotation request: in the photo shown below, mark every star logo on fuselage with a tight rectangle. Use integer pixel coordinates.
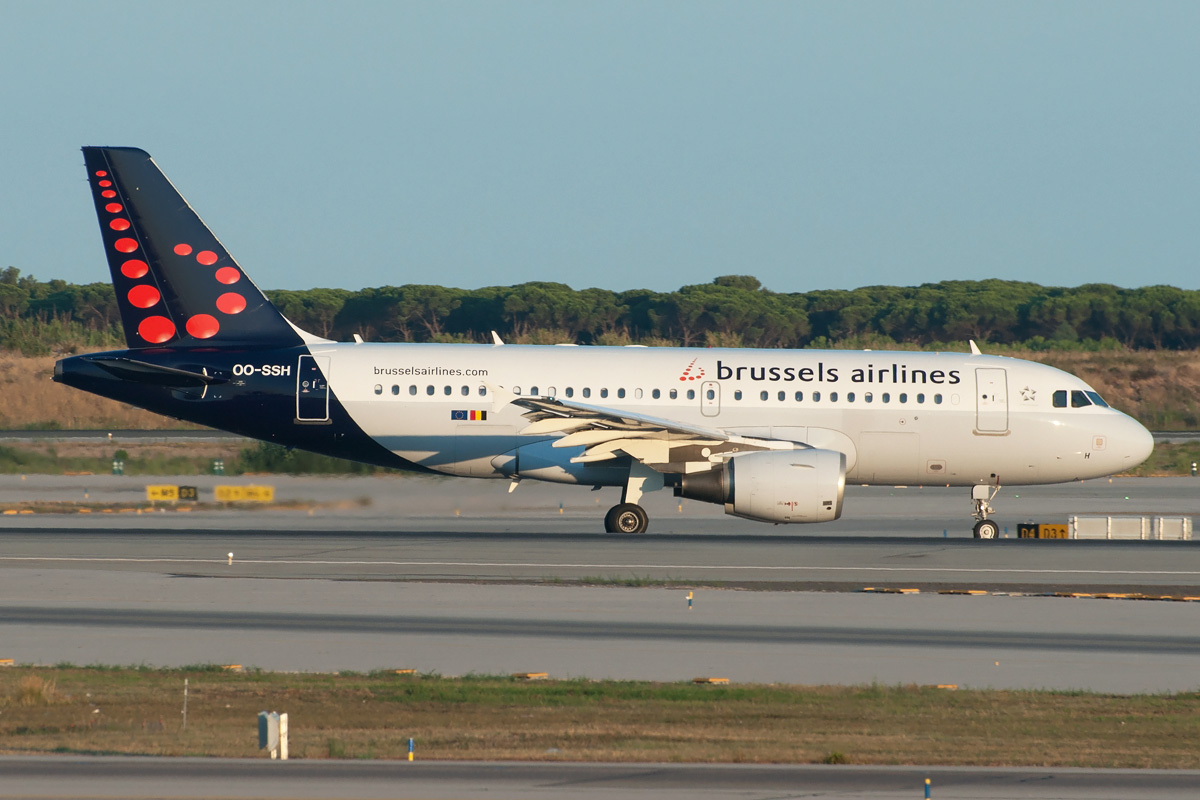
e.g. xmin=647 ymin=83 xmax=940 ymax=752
xmin=1020 ymin=386 xmax=1036 ymax=402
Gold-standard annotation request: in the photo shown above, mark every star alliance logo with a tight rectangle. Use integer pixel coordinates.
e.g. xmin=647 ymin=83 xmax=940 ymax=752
xmin=1020 ymin=386 xmax=1036 ymax=402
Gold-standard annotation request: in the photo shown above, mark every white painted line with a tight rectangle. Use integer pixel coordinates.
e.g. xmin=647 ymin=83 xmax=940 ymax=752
xmin=0 ymin=555 xmax=1198 ymax=577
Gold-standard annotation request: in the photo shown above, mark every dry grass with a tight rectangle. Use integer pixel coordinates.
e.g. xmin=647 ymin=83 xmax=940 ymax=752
xmin=0 ymin=354 xmax=193 ymax=430
xmin=0 ymin=668 xmax=1198 ymax=767
xmin=12 ymin=676 xmax=61 ymax=707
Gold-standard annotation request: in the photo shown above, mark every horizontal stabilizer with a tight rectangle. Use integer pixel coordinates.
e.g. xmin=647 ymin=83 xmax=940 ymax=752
xmin=84 ymin=356 xmax=222 ymax=388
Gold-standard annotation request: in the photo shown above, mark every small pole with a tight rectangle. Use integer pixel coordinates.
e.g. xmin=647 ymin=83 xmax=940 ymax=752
xmin=182 ymin=678 xmax=188 ymax=730
xmin=925 ymin=777 xmax=931 ymax=799
xmin=559 ymin=502 xmax=563 ymax=515
xmin=687 ymin=591 xmax=693 ymax=611
xmin=942 ymin=529 xmax=947 ymax=538
xmin=228 ymin=552 xmax=234 ymax=566
xmin=280 ymin=713 xmax=288 ymax=761
xmin=408 ymin=737 xmax=415 ymax=761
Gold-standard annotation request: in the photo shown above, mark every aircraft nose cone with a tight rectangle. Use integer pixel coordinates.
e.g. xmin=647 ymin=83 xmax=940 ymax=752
xmin=1119 ymin=415 xmax=1154 ymax=468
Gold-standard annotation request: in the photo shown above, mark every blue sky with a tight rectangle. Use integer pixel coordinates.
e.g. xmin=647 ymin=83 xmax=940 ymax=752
xmin=2 ymin=1 xmax=1196 ymax=294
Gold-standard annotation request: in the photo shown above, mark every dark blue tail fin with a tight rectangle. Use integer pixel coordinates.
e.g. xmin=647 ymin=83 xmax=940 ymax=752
xmin=82 ymin=147 xmax=305 ymax=349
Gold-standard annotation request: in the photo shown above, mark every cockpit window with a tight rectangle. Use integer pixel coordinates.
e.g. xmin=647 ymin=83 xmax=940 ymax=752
xmin=1085 ymin=391 xmax=1109 ymax=408
xmin=1071 ymin=390 xmax=1091 ymax=408
xmin=1053 ymin=390 xmax=1067 ymax=408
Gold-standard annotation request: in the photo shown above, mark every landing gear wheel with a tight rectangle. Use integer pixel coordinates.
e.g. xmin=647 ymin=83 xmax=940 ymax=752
xmin=604 ymin=503 xmax=649 ymax=534
xmin=973 ymin=519 xmax=1000 ymax=540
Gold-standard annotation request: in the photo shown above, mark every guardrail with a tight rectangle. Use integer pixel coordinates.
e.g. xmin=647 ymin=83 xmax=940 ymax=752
xmin=1069 ymin=515 xmax=1192 ymax=540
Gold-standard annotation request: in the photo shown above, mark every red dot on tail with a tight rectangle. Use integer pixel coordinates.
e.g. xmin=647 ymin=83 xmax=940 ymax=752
xmin=216 ymin=292 xmax=247 ymax=314
xmin=114 ymin=238 xmax=138 ymax=253
xmin=138 ymin=316 xmax=175 ymax=344
xmin=109 ymin=218 xmax=131 ymax=231
xmin=174 ymin=243 xmax=192 ymax=256
xmin=120 ymin=260 xmax=149 ymax=279
xmin=196 ymin=250 xmax=218 ymax=266
xmin=95 ymin=171 xmax=108 ymax=177
xmin=101 ymin=190 xmax=116 ymax=199
xmin=215 ymin=267 xmax=240 ymax=285
xmin=128 ymin=285 xmax=161 ymax=309
xmin=105 ymin=203 xmax=122 ymax=213
xmin=98 ymin=180 xmax=112 ymax=187
xmin=186 ymin=314 xmax=219 ymax=339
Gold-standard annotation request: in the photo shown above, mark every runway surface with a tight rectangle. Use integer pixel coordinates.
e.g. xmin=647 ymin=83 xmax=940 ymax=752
xmin=2 ymin=757 xmax=1199 ymax=800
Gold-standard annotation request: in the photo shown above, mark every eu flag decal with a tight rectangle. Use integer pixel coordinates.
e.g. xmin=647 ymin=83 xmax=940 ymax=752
xmin=451 ymin=410 xmax=488 ymax=421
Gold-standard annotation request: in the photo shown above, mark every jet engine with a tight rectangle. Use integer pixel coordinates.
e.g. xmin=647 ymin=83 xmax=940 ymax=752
xmin=674 ymin=448 xmax=845 ymax=523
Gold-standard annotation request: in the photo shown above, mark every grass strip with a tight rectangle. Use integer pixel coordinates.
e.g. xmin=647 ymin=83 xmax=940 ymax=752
xmin=2 ymin=667 xmax=1198 ymax=767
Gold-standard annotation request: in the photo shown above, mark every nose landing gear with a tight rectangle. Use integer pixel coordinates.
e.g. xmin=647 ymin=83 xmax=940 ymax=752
xmin=971 ymin=483 xmax=1001 ymax=539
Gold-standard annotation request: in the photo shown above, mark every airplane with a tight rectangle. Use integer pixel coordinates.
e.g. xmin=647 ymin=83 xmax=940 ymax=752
xmin=54 ymin=147 xmax=1154 ymax=538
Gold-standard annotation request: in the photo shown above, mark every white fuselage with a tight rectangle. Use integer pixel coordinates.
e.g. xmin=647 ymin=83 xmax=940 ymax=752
xmin=306 ymin=343 xmax=1152 ymax=488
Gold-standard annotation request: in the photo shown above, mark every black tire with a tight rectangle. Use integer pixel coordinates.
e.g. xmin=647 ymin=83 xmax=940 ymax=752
xmin=604 ymin=503 xmax=649 ymax=534
xmin=973 ymin=519 xmax=1000 ymax=540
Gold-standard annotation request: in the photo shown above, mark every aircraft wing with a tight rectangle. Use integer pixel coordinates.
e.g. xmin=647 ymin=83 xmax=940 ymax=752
xmin=501 ymin=392 xmax=800 ymax=472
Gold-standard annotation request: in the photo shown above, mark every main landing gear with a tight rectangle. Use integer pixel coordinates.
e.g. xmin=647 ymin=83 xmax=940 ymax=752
xmin=971 ymin=483 xmax=1001 ymax=540
xmin=603 ymin=462 xmax=662 ymax=534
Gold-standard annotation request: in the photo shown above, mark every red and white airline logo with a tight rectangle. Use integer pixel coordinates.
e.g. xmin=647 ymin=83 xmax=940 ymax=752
xmin=678 ymin=358 xmax=706 ymax=382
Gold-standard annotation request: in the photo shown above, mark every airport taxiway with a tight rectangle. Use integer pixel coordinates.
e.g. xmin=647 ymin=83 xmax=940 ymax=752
xmin=0 ymin=476 xmax=1196 ymax=691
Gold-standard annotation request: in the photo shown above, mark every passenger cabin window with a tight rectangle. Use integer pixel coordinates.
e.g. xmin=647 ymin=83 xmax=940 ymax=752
xmin=391 ymin=385 xmax=400 ymax=395
xmin=426 ymin=385 xmax=434 ymax=396
xmin=734 ymin=390 xmax=743 ymax=401
xmin=374 ymin=384 xmax=383 ymax=395
xmin=847 ymin=392 xmax=855 ymax=402
xmin=760 ymin=390 xmax=768 ymax=401
xmin=899 ymin=393 xmax=907 ymax=403
xmin=443 ymin=386 xmax=451 ymax=396
xmin=794 ymin=391 xmax=803 ymax=401
xmin=461 ymin=386 xmax=469 ymax=396
xmin=530 ymin=386 xmax=539 ymax=396
xmin=478 ymin=385 xmax=487 ymax=397
xmin=777 ymin=391 xmax=785 ymax=401
xmin=565 ymin=387 xmax=574 ymax=398
xmin=652 ymin=389 xmax=660 ymax=399
xmin=706 ymin=388 xmax=715 ymax=400
xmin=1053 ymin=390 xmax=1067 ymax=408
xmin=547 ymin=387 xmax=556 ymax=397
xmin=513 ymin=386 xmax=522 ymax=395
xmin=583 ymin=388 xmax=591 ymax=398
xmin=669 ymin=389 xmax=678 ymax=399
xmin=934 ymin=394 xmax=943 ymax=404
xmin=687 ymin=389 xmax=695 ymax=400
xmin=916 ymin=393 xmax=925 ymax=403
xmin=409 ymin=385 xmax=418 ymax=396
xmin=830 ymin=392 xmax=838 ymax=402
xmin=600 ymin=388 xmax=609 ymax=398
xmin=617 ymin=388 xmax=626 ymax=399
xmin=813 ymin=391 xmax=821 ymax=402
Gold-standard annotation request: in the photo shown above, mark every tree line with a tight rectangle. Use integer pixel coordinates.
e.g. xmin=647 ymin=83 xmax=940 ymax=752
xmin=4 ymin=266 xmax=1199 ymax=354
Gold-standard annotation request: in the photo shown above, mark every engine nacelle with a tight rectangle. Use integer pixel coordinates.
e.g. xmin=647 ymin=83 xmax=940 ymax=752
xmin=675 ymin=448 xmax=845 ymax=523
